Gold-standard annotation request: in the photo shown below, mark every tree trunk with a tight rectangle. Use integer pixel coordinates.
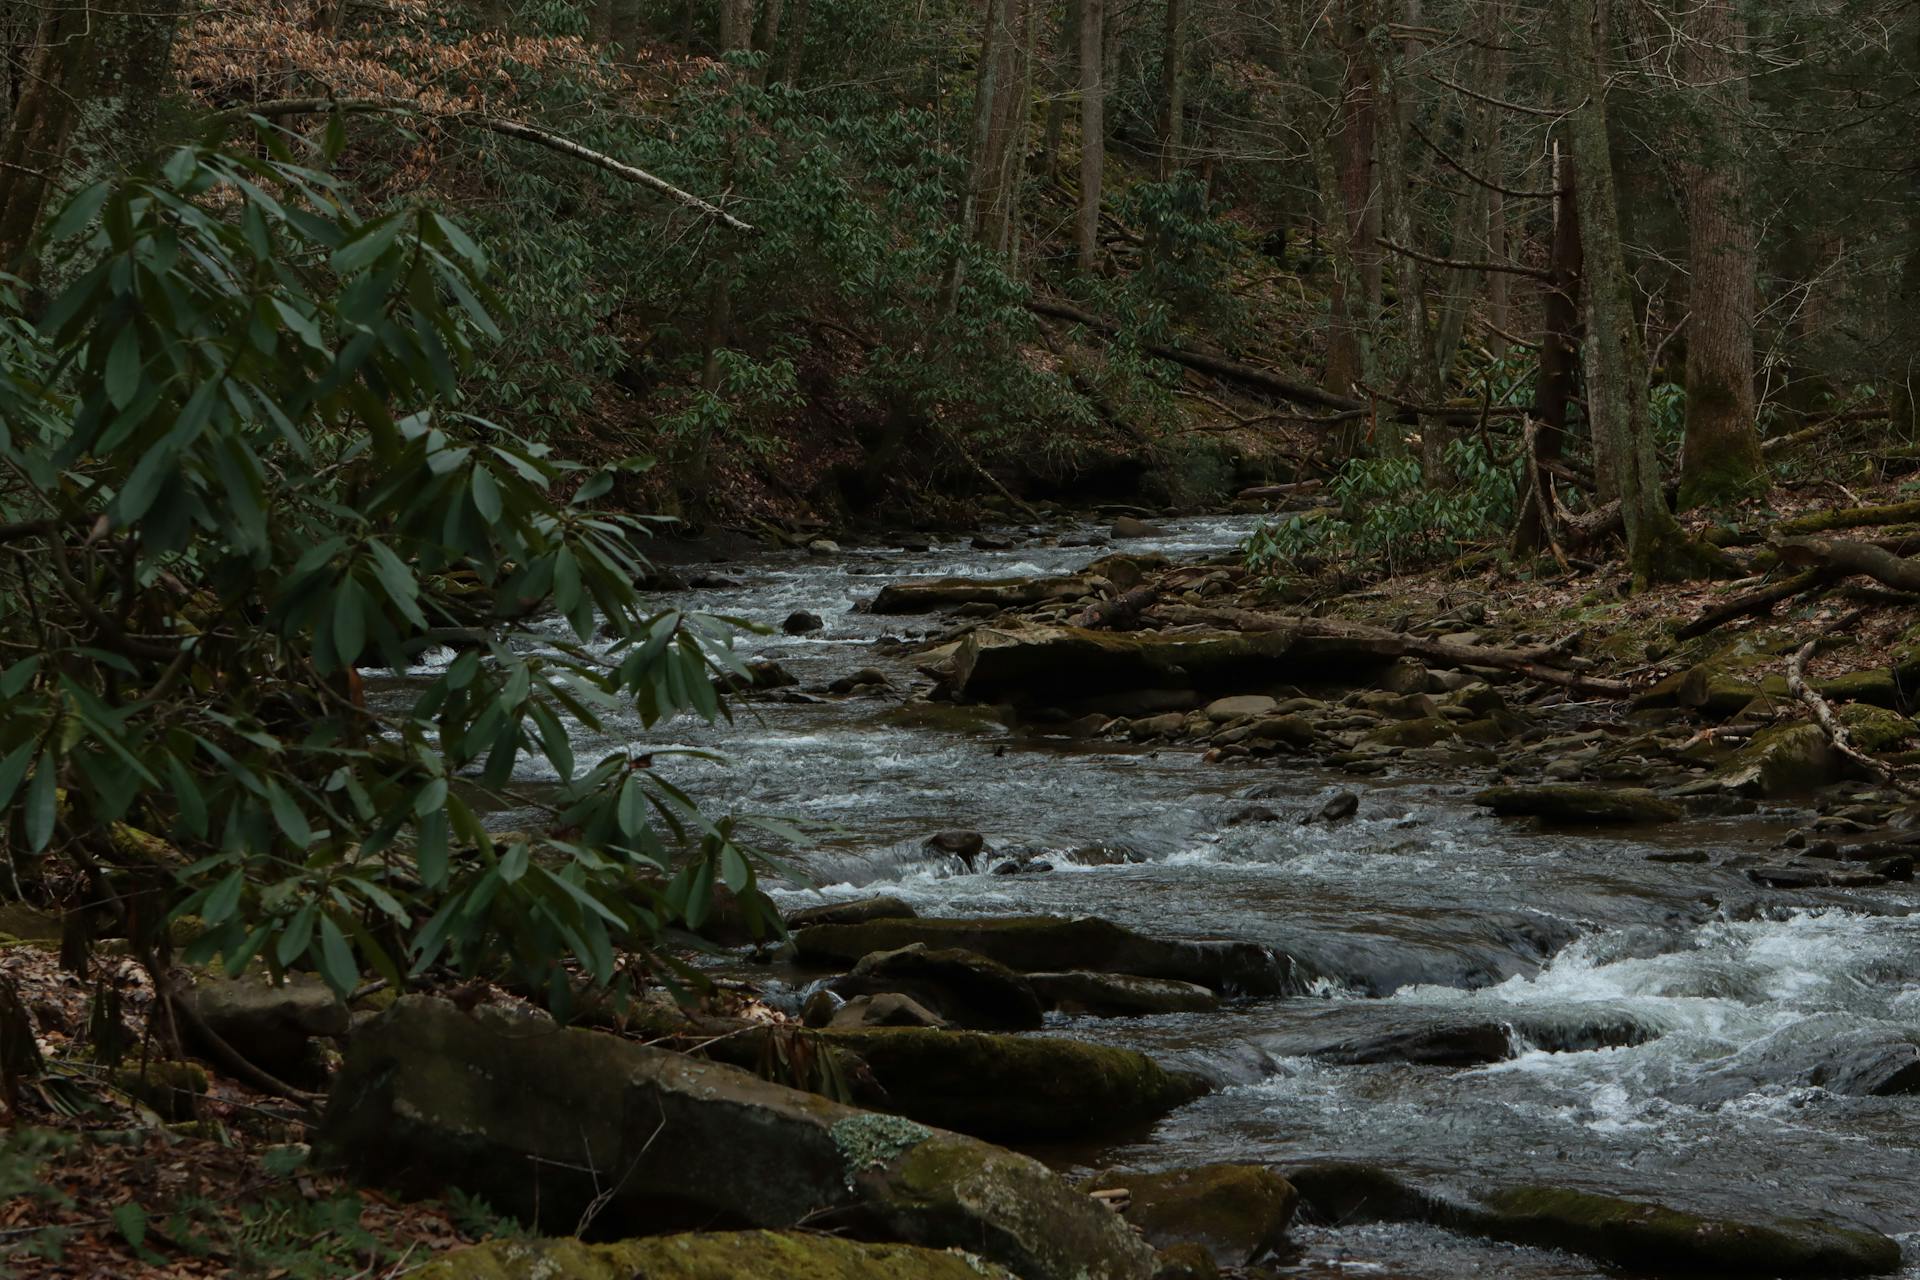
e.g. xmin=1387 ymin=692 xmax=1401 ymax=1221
xmin=773 ymin=0 xmax=811 ymax=83
xmin=1376 ymin=0 xmax=1436 ymax=468
xmin=1327 ymin=0 xmax=1380 ymax=394
xmin=1565 ymin=0 xmax=1697 ymax=583
xmin=1075 ymin=0 xmax=1105 ymax=275
xmin=1156 ymin=0 xmax=1187 ymax=178
xmin=1515 ymin=144 xmax=1583 ymax=554
xmin=1675 ymin=0 xmax=1762 ymax=508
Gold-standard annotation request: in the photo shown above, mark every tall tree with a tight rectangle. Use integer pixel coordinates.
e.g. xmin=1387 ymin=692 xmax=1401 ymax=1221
xmin=1075 ymin=0 xmax=1105 ymax=274
xmin=1564 ymin=0 xmax=1700 ymax=582
xmin=1157 ymin=0 xmax=1188 ymax=178
xmin=1674 ymin=0 xmax=1763 ymax=508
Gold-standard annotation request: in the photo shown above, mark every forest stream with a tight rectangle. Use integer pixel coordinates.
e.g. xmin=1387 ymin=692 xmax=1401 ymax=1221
xmin=433 ymin=516 xmax=1920 ymax=1279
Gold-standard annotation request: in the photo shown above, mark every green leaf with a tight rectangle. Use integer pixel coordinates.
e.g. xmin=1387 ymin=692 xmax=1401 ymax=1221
xmin=0 ymin=742 xmax=35 ymax=811
xmin=720 ymin=844 xmax=751 ymax=894
xmin=331 ymin=215 xmax=404 ymax=275
xmin=202 ymin=869 xmax=244 ymax=926
xmin=470 ymin=466 xmax=503 ymax=523
xmin=276 ymin=901 xmax=317 ymax=967
xmin=266 ymin=780 xmax=313 ymax=847
xmin=104 ymin=327 xmax=142 ymax=409
xmin=332 ymin=576 xmax=367 ymax=667
xmin=413 ymin=775 xmax=448 ymax=817
xmin=111 ymin=1202 xmax=147 ymax=1250
xmin=0 ymin=657 xmax=39 ymax=698
xmin=416 ymin=810 xmax=449 ymax=889
xmin=316 ymin=913 xmax=359 ymax=995
xmin=25 ymin=752 xmax=55 ymax=852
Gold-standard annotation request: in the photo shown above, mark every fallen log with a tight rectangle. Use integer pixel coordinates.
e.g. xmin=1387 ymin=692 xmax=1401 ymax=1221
xmin=1786 ymin=640 xmax=1920 ymax=799
xmin=1775 ymin=500 xmax=1920 ymax=538
xmin=1773 ymin=536 xmax=1920 ymax=593
xmin=1238 ymin=480 xmax=1325 ymax=501
xmin=1676 ymin=569 xmax=1834 ymax=641
xmin=1148 ymin=605 xmax=1633 ymax=697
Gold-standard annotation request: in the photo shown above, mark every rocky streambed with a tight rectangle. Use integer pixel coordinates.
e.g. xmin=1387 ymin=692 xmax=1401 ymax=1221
xmin=390 ymin=514 xmax=1920 ymax=1278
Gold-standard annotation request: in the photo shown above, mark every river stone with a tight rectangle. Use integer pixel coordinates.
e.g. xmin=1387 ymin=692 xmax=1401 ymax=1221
xmin=411 ymin=1231 xmax=1021 ymax=1280
xmin=783 ymin=609 xmax=824 ymax=634
xmin=1205 ymin=695 xmax=1277 ymax=723
xmin=831 ymin=944 xmax=1044 ymax=1031
xmin=1301 ymin=1020 xmax=1515 ymax=1067
xmin=1111 ymin=516 xmax=1164 ymax=539
xmin=793 ymin=915 xmax=1296 ymax=995
xmin=807 ymin=539 xmax=841 ymax=555
xmin=1474 ymin=785 xmax=1683 ymax=824
xmin=1288 ymin=1164 xmax=1899 ymax=1278
xmin=786 ymin=896 xmax=919 ymax=930
xmin=181 ymin=971 xmax=347 ymax=1080
xmin=319 ymin=997 xmax=1154 ymax=1280
xmin=821 ymin=1026 xmax=1207 ymax=1141
xmin=923 ymin=831 xmax=985 ymax=869
xmin=872 ymin=575 xmax=1096 ymax=615
xmin=1082 ymin=1165 xmax=1298 ymax=1266
xmin=1028 ymin=972 xmax=1220 ymax=1017
xmin=830 ymin=993 xmax=948 ymax=1029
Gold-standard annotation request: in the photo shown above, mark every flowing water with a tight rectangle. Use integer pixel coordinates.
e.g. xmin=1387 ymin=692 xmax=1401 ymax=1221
xmin=454 ymin=516 xmax=1920 ymax=1277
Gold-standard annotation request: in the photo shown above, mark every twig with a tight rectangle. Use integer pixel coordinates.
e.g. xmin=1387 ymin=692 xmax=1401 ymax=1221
xmin=1786 ymin=639 xmax=1920 ymax=798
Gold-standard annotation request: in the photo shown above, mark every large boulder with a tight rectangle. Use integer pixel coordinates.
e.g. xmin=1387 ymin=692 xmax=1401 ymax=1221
xmin=792 ymin=915 xmax=1296 ymax=996
xmin=872 ymin=575 xmax=1099 ymax=615
xmin=318 ymin=997 xmax=1154 ymax=1280
xmin=1082 ymin=1165 xmax=1298 ymax=1268
xmin=412 ymin=1231 xmax=1018 ymax=1280
xmin=1473 ymin=785 xmax=1682 ymax=824
xmin=1711 ymin=722 xmax=1839 ymax=796
xmin=1289 ymin=1164 xmax=1898 ymax=1278
xmin=821 ymin=1027 xmax=1207 ymax=1141
xmin=181 ymin=972 xmax=347 ymax=1081
xmin=1028 ymin=972 xmax=1219 ymax=1017
xmin=830 ymin=944 xmax=1043 ymax=1031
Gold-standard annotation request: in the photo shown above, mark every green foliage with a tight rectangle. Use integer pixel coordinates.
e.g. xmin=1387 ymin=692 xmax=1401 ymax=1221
xmin=1117 ymin=174 xmax=1248 ymax=333
xmin=0 ymin=131 xmax=783 ymax=1001
xmin=1245 ymin=437 xmax=1519 ymax=579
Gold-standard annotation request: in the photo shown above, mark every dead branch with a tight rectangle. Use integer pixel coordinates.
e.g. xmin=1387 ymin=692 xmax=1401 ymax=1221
xmin=1676 ymin=568 xmax=1833 ymax=640
xmin=1377 ymin=236 xmax=1554 ymax=280
xmin=211 ymin=97 xmax=754 ymax=233
xmin=1774 ymin=500 xmax=1920 ymax=539
xmin=1773 ymin=535 xmax=1920 ymax=592
xmin=1787 ymin=639 xmax=1920 ymax=798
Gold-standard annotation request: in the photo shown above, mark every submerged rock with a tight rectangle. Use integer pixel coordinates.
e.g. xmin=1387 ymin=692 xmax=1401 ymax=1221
xmin=793 ymin=915 xmax=1296 ymax=995
xmin=831 ymin=944 xmax=1044 ymax=1031
xmin=1302 ymin=1021 xmax=1515 ymax=1067
xmin=951 ymin=624 xmax=1309 ymax=702
xmin=821 ymin=1027 xmax=1207 ymax=1140
xmin=1028 ymin=972 xmax=1220 ymax=1017
xmin=319 ymin=997 xmax=1154 ymax=1280
xmin=830 ymin=993 xmax=948 ymax=1029
xmin=1473 ymin=785 xmax=1683 ymax=824
xmin=1289 ymin=1164 xmax=1898 ymax=1278
xmin=413 ymin=1231 xmax=1019 ymax=1280
xmin=782 ymin=609 xmax=824 ymax=634
xmin=923 ymin=831 xmax=986 ymax=869
xmin=1082 ymin=1164 xmax=1298 ymax=1267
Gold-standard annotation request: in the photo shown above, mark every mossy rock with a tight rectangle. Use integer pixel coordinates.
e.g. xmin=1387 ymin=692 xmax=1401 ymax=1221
xmin=1362 ymin=718 xmax=1458 ymax=749
xmin=792 ymin=915 xmax=1294 ymax=995
xmin=0 ymin=902 xmax=61 ymax=947
xmin=412 ymin=1231 xmax=1019 ymax=1280
xmin=821 ymin=1027 xmax=1207 ymax=1140
xmin=1817 ymin=669 xmax=1903 ymax=710
xmin=786 ymin=896 xmax=919 ymax=930
xmin=1290 ymin=1166 xmax=1897 ymax=1278
xmin=1836 ymin=703 xmax=1915 ymax=754
xmin=1082 ymin=1165 xmax=1298 ymax=1266
xmin=1474 ymin=785 xmax=1683 ymax=825
xmin=1027 ymin=972 xmax=1219 ymax=1017
xmin=1713 ymin=722 xmax=1838 ymax=796
xmin=872 ymin=574 xmax=1100 ymax=615
xmin=1466 ymin=1186 xmax=1899 ymax=1277
xmin=114 ymin=1060 xmax=209 ymax=1121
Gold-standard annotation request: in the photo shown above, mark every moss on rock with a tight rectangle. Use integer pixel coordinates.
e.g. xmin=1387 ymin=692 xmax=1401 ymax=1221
xmin=413 ymin=1231 xmax=1020 ymax=1280
xmin=1467 ymin=1186 xmax=1900 ymax=1278
xmin=1714 ymin=722 xmax=1837 ymax=796
xmin=1836 ymin=703 xmax=1915 ymax=753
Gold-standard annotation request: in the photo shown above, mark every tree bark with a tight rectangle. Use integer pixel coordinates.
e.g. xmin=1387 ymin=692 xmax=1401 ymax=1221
xmin=1675 ymin=0 xmax=1763 ymax=508
xmin=1514 ymin=144 xmax=1582 ymax=554
xmin=1327 ymin=0 xmax=1381 ymax=393
xmin=1156 ymin=0 xmax=1187 ymax=178
xmin=1075 ymin=0 xmax=1105 ymax=275
xmin=1564 ymin=0 xmax=1697 ymax=582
